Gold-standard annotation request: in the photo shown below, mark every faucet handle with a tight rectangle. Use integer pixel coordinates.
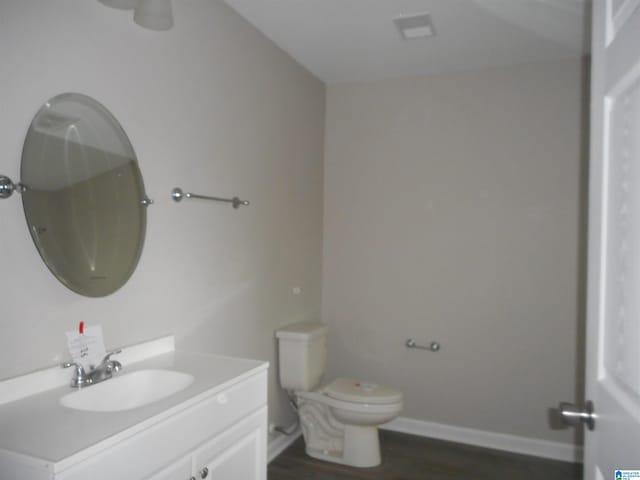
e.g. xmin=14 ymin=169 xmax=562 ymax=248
xmin=62 ymin=361 xmax=84 ymax=371
xmin=101 ymin=349 xmax=123 ymax=375
xmin=62 ymin=362 xmax=91 ymax=388
xmin=101 ymin=349 xmax=122 ymax=363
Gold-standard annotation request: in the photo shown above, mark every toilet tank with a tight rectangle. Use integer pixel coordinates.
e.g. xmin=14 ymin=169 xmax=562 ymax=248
xmin=275 ymin=322 xmax=328 ymax=392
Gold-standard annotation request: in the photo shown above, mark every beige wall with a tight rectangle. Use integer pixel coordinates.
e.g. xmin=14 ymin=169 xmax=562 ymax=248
xmin=323 ymin=60 xmax=587 ymax=444
xmin=0 ymin=0 xmax=324 ymax=432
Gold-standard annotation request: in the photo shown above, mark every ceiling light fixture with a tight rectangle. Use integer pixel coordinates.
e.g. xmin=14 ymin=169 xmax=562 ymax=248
xmin=134 ymin=0 xmax=174 ymax=30
xmin=98 ymin=0 xmax=139 ymax=9
xmin=98 ymin=0 xmax=174 ymax=31
xmin=393 ymin=13 xmax=436 ymax=40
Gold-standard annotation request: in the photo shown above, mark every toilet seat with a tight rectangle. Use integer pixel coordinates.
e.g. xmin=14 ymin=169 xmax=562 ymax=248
xmin=325 ymin=377 xmax=402 ymax=405
xmin=296 ymin=389 xmax=402 ymax=414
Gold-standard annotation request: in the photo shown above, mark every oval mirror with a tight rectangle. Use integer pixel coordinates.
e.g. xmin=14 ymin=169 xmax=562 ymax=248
xmin=21 ymin=93 xmax=149 ymax=297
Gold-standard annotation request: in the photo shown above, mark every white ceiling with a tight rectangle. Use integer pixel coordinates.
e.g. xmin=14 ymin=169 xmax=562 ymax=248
xmin=223 ymin=0 xmax=591 ymax=85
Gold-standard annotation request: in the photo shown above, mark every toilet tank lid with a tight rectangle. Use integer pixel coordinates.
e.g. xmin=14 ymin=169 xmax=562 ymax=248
xmin=275 ymin=321 xmax=328 ymax=341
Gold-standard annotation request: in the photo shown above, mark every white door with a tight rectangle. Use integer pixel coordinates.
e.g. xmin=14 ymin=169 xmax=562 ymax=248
xmin=584 ymin=0 xmax=640 ymax=478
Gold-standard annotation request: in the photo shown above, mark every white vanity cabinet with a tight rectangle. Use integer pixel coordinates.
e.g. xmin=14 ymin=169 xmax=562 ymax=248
xmin=55 ymin=372 xmax=267 ymax=480
xmin=193 ymin=408 xmax=266 ymax=480
xmin=147 ymin=456 xmax=193 ymax=480
xmin=149 ymin=408 xmax=266 ymax=480
xmin=0 ymin=343 xmax=268 ymax=480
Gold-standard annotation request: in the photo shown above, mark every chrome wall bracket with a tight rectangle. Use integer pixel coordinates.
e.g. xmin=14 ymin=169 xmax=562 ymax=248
xmin=171 ymin=187 xmax=249 ymax=209
xmin=405 ymin=338 xmax=441 ymax=352
xmin=140 ymin=196 xmax=154 ymax=207
xmin=0 ymin=175 xmax=26 ymax=199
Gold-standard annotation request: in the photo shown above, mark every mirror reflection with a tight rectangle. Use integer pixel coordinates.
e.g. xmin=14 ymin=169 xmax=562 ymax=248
xmin=21 ymin=93 xmax=148 ymax=297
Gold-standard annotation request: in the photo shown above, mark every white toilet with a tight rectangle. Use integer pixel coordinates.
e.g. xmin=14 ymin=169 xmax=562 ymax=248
xmin=276 ymin=321 xmax=403 ymax=468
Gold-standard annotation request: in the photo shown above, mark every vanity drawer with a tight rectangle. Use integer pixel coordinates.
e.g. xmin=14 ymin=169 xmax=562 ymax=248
xmin=56 ymin=370 xmax=267 ymax=480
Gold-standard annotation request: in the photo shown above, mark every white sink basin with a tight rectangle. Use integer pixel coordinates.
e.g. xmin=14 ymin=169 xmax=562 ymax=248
xmin=60 ymin=369 xmax=195 ymax=412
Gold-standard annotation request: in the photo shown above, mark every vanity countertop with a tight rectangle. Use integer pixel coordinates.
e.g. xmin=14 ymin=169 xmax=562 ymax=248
xmin=0 ymin=347 xmax=267 ymax=471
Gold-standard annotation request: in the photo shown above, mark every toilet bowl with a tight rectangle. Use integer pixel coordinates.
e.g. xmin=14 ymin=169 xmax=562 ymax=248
xmin=294 ymin=377 xmax=403 ymax=467
xmin=275 ymin=321 xmax=403 ymax=468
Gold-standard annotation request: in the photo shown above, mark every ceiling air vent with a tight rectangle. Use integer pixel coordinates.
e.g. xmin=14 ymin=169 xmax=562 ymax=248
xmin=393 ymin=13 xmax=436 ymax=40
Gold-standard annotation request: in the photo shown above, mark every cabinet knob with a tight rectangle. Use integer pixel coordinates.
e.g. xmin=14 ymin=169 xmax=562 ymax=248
xmin=200 ymin=467 xmax=209 ymax=478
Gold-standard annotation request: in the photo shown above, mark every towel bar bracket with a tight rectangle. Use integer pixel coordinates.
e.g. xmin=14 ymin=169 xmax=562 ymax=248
xmin=405 ymin=338 xmax=441 ymax=352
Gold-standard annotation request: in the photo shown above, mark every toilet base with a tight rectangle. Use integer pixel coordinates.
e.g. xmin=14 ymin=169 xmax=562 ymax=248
xmin=343 ymin=425 xmax=381 ymax=467
xmin=304 ymin=425 xmax=381 ymax=468
xmin=295 ymin=387 xmax=402 ymax=468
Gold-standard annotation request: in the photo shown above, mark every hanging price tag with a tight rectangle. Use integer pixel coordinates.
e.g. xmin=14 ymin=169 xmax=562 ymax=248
xmin=65 ymin=324 xmax=106 ymax=370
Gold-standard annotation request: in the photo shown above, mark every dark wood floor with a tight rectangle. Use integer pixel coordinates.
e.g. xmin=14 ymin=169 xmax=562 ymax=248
xmin=268 ymin=430 xmax=582 ymax=480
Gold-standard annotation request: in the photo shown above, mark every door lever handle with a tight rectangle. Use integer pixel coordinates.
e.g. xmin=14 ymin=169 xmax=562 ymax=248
xmin=557 ymin=401 xmax=595 ymax=431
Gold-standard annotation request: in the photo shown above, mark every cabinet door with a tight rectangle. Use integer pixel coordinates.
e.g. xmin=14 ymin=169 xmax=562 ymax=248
xmin=193 ymin=407 xmax=267 ymax=480
xmin=145 ymin=455 xmax=192 ymax=480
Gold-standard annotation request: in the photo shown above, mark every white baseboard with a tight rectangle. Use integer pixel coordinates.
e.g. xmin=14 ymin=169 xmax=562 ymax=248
xmin=381 ymin=417 xmax=582 ymax=463
xmin=267 ymin=426 xmax=302 ymax=463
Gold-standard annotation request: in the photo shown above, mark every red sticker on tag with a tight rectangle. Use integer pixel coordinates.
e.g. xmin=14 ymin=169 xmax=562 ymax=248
xmin=79 ymin=322 xmax=84 ymax=335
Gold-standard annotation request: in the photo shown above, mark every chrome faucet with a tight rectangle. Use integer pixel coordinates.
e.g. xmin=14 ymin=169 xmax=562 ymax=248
xmin=62 ymin=349 xmax=122 ymax=388
xmin=62 ymin=362 xmax=92 ymax=388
